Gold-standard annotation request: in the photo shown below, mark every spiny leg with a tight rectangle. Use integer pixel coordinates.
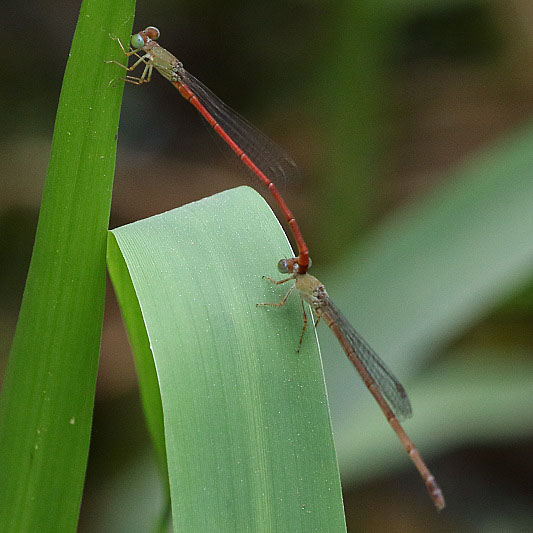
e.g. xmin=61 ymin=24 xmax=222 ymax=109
xmin=109 ymin=34 xmax=139 ymax=57
xmin=123 ymin=62 xmax=153 ymax=85
xmin=108 ymin=60 xmax=153 ymax=86
xmin=107 ymin=50 xmax=153 ymax=79
xmin=107 ymin=52 xmax=149 ymax=71
xmin=296 ymin=299 xmax=308 ymax=352
xmin=258 ymin=277 xmax=312 ymax=351
xmin=256 ymin=284 xmax=295 ymax=308
xmin=261 ymin=274 xmax=295 ymax=285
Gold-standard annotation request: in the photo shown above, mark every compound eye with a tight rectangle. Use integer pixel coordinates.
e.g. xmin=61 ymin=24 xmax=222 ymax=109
xmin=277 ymin=259 xmax=289 ymax=274
xmin=130 ymin=33 xmax=145 ymax=49
xmin=145 ymin=26 xmax=160 ymax=40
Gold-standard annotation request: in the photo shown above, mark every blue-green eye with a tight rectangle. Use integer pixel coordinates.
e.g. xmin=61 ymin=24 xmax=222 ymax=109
xmin=130 ymin=34 xmax=145 ymax=49
xmin=277 ymin=259 xmax=289 ymax=273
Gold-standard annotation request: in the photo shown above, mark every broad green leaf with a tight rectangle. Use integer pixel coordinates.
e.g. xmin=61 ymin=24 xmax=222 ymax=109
xmin=0 ymin=1 xmax=135 ymax=530
xmin=108 ymin=186 xmax=346 ymax=531
xmin=107 ymin=233 xmax=168 ymax=481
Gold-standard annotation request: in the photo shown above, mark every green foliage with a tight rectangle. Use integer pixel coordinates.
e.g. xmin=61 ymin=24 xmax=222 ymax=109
xmin=2 ymin=0 xmax=532 ymax=528
xmin=319 ymin=124 xmax=533 ymax=482
xmin=107 ymin=187 xmax=347 ymax=531
xmin=0 ymin=0 xmax=134 ymax=529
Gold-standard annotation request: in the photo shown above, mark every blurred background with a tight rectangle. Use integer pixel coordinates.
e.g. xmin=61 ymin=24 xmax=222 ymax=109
xmin=2 ymin=0 xmax=533 ymax=531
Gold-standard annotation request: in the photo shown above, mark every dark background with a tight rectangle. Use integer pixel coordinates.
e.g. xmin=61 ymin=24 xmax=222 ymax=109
xmin=2 ymin=1 xmax=533 ymax=531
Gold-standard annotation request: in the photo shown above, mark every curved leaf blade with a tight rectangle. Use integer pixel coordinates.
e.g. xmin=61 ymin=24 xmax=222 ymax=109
xmin=108 ymin=186 xmax=346 ymax=531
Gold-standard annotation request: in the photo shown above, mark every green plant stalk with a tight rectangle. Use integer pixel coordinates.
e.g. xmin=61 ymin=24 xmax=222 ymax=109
xmin=0 ymin=0 xmax=134 ymax=530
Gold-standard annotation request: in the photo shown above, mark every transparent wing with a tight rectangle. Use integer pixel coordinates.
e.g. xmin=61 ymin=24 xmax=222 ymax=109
xmin=180 ymin=69 xmax=301 ymax=185
xmin=323 ymin=297 xmax=413 ymax=420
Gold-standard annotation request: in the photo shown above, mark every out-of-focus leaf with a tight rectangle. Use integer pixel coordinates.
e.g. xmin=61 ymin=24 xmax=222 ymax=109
xmin=337 ymin=353 xmax=533 ymax=481
xmin=317 ymin=124 xmax=533 ymax=476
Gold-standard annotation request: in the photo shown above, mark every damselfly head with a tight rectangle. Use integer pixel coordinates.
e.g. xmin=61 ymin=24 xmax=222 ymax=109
xmin=277 ymin=258 xmax=297 ymax=274
xmin=130 ymin=26 xmax=160 ymax=49
xmin=277 ymin=256 xmax=312 ymax=275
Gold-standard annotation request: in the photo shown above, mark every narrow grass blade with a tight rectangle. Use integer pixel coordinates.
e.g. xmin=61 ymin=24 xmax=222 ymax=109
xmin=0 ymin=0 xmax=134 ymax=530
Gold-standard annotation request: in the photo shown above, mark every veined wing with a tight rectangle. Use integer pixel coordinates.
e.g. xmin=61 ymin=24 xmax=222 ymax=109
xmin=322 ymin=297 xmax=413 ymax=420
